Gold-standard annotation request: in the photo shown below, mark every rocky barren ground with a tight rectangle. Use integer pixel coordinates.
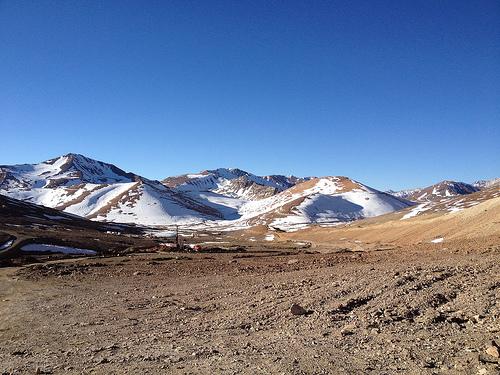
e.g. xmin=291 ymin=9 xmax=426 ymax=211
xmin=0 ymin=241 xmax=499 ymax=374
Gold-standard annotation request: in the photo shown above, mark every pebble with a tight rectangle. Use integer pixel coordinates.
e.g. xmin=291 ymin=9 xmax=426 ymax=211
xmin=341 ymin=323 xmax=356 ymax=336
xmin=485 ymin=346 xmax=499 ymax=358
xmin=290 ymin=304 xmax=308 ymax=316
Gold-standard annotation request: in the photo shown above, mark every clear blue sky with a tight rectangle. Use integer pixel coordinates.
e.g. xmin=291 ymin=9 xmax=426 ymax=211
xmin=1 ymin=0 xmax=499 ymax=190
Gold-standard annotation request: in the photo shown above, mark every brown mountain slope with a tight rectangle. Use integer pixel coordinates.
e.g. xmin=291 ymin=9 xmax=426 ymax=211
xmin=279 ymin=195 xmax=500 ymax=248
xmin=0 ymin=195 xmax=157 ymax=262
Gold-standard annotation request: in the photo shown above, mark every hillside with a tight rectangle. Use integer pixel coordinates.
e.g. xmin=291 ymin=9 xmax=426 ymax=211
xmin=0 ymin=153 xmax=137 ymax=189
xmin=1 ymin=155 xmax=413 ymax=229
xmin=473 ymin=178 xmax=500 ymax=189
xmin=2 ymin=154 xmax=496 ymax=232
xmin=389 ymin=180 xmax=479 ymax=202
xmin=163 ymin=168 xmax=310 ymax=200
xmin=280 ymin=188 xmax=500 ymax=248
xmin=0 ymin=154 xmax=221 ymax=226
xmin=0 ymin=194 xmax=157 ymax=262
xmin=216 ymin=176 xmax=413 ymax=231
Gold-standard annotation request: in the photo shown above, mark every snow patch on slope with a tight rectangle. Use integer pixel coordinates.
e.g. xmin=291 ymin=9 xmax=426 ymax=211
xmin=401 ymin=203 xmax=430 ymax=220
xmin=20 ymin=243 xmax=97 ymax=255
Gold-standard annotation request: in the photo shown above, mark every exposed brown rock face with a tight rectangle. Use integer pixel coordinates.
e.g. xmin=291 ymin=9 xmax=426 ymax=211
xmin=214 ymin=176 xmax=279 ymax=200
xmin=162 ymin=175 xmax=198 ymax=188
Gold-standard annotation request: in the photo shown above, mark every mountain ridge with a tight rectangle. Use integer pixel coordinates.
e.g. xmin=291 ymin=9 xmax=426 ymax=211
xmin=0 ymin=154 xmax=221 ymax=225
xmin=0 ymin=153 xmax=497 ymax=231
xmin=386 ymin=179 xmax=499 ymax=202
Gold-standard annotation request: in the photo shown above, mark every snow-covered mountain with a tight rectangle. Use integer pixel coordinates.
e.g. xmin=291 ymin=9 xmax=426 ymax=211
xmin=472 ymin=178 xmax=500 ymax=190
xmin=386 ymin=188 xmax=423 ymax=200
xmin=0 ymin=154 xmax=221 ymax=225
xmin=166 ymin=174 xmax=413 ymax=230
xmin=0 ymin=153 xmax=443 ymax=231
xmin=388 ymin=180 xmax=480 ymax=202
xmin=386 ymin=179 xmax=500 ymax=220
xmin=230 ymin=177 xmax=414 ymax=231
xmin=163 ymin=168 xmax=310 ymax=200
xmin=0 ymin=153 xmax=137 ymax=189
xmin=400 ymin=184 xmax=500 ymax=220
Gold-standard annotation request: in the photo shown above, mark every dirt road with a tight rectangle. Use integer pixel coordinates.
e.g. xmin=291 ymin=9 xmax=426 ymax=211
xmin=0 ymin=244 xmax=499 ymax=374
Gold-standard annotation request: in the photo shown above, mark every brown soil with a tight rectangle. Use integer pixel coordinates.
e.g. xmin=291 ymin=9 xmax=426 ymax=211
xmin=1 ymin=239 xmax=498 ymax=374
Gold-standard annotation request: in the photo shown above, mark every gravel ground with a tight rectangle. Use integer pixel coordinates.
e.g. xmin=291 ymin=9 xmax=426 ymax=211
xmin=0 ymin=243 xmax=499 ymax=374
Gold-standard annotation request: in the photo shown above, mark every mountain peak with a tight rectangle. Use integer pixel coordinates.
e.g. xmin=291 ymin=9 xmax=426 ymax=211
xmin=63 ymin=152 xmax=86 ymax=159
xmin=48 ymin=153 xmax=105 ymax=164
xmin=1 ymin=153 xmax=137 ymax=189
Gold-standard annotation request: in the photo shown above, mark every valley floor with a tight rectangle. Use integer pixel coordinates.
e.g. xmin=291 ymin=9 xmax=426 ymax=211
xmin=0 ymin=241 xmax=499 ymax=374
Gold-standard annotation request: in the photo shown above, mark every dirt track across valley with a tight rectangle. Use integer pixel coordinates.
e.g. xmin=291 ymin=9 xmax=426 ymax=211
xmin=0 ymin=241 xmax=499 ymax=374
